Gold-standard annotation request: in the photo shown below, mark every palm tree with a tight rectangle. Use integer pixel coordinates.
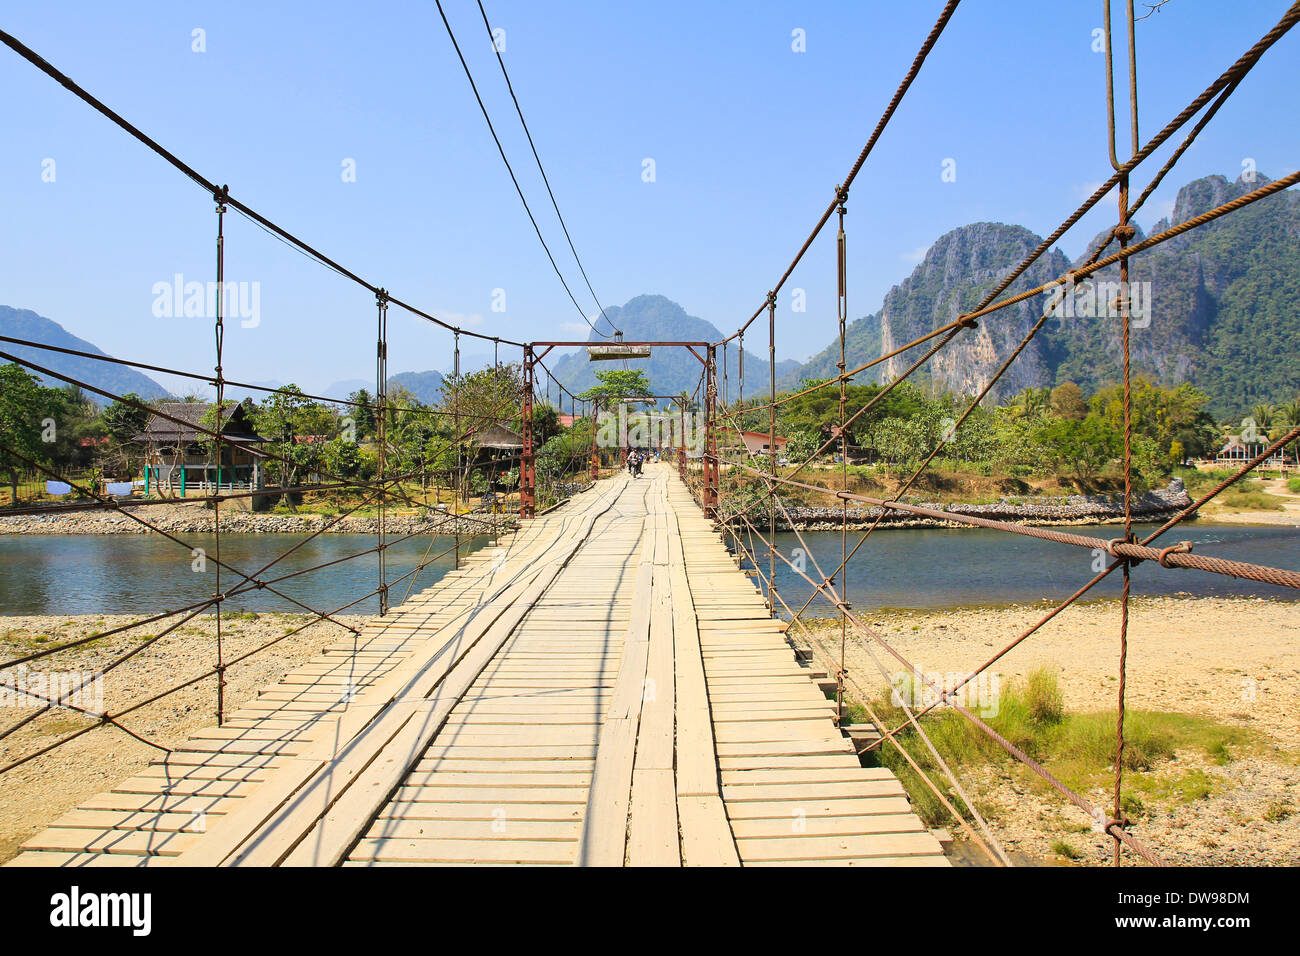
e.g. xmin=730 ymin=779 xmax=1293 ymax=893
xmin=1010 ymin=386 xmax=1051 ymax=420
xmin=1273 ymin=399 xmax=1300 ymax=467
xmin=1272 ymin=399 xmax=1299 ymax=435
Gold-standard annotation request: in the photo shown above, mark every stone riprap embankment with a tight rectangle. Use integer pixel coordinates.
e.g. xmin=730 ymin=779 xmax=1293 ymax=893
xmin=0 ymin=508 xmax=517 ymax=536
xmin=766 ymin=486 xmax=1194 ymax=531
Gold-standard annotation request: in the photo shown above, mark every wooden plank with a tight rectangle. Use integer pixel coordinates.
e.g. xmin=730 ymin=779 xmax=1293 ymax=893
xmin=677 ymin=797 xmax=740 ymax=867
xmin=627 ymin=769 xmax=680 ymax=867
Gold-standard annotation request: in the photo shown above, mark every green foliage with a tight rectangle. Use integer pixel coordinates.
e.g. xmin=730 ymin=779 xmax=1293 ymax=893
xmin=1090 ymin=378 xmax=1219 ymax=461
xmin=439 ymin=364 xmax=523 ymax=426
xmin=101 ymin=394 xmax=150 ymax=444
xmin=320 ymin=437 xmax=361 ymax=479
xmin=1023 ymin=667 xmax=1065 ymax=726
xmin=578 ymin=368 xmax=653 ymax=402
xmin=1050 ymin=840 xmax=1081 ymax=860
xmin=866 ymin=416 xmax=927 ymax=467
xmin=784 ymin=428 xmax=822 ymax=462
xmin=345 ymin=388 xmax=377 ymax=439
xmin=252 ymin=385 xmax=337 ymax=506
xmin=1033 ymin=414 xmax=1120 ymax=480
xmin=0 ymin=363 xmax=58 ymax=501
xmin=864 ymin=670 xmax=1257 ymax=830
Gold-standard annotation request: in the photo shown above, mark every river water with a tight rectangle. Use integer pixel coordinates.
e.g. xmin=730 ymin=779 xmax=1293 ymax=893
xmin=733 ymin=521 xmax=1300 ymax=615
xmin=0 ymin=533 xmax=488 ymax=616
xmin=0 ymin=523 xmax=1295 ymax=617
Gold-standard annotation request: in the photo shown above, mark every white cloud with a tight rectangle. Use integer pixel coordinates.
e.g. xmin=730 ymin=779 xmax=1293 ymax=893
xmin=560 ymin=321 xmax=591 ymax=334
xmin=900 ymin=245 xmax=929 ymax=263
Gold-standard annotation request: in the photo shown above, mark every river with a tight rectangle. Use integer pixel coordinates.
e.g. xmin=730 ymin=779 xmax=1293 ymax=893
xmin=0 ymin=522 xmax=1295 ymax=617
xmin=0 ymin=533 xmax=488 ymax=616
xmin=734 ymin=521 xmax=1300 ymax=615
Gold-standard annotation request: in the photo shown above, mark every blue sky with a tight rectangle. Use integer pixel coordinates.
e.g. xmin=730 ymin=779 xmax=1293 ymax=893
xmin=1 ymin=1 xmax=1296 ymax=397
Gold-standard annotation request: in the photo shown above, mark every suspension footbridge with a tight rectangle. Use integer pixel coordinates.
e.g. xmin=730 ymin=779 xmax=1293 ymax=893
xmin=8 ymin=467 xmax=946 ymax=867
xmin=2 ymin=2 xmax=1299 ymax=870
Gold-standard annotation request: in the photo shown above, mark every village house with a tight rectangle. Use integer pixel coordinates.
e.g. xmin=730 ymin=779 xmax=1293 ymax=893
xmin=737 ymin=430 xmax=789 ymax=457
xmin=1215 ymin=432 xmax=1295 ymax=471
xmin=134 ymin=402 xmax=269 ymax=496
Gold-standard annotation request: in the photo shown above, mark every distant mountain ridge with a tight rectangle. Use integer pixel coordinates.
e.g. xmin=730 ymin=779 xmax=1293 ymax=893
xmin=0 ymin=306 xmax=170 ymax=404
xmin=321 ymin=371 xmax=446 ymax=406
xmin=787 ymin=171 xmax=1300 ymax=417
xmin=547 ymin=295 xmax=800 ymax=399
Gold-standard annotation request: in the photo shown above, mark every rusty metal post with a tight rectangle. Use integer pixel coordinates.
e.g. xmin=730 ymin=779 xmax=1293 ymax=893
xmin=767 ymin=292 xmax=778 ymax=615
xmin=521 ymin=345 xmax=536 ymax=518
xmin=705 ymin=345 xmax=719 ymax=518
xmin=836 ymin=188 xmax=849 ymax=722
xmin=453 ymin=330 xmax=461 ymax=569
xmin=590 ymin=399 xmax=600 ymax=481
xmin=213 ymin=186 xmax=228 ymax=724
xmin=678 ymin=399 xmax=686 ymax=481
xmin=376 ymin=288 xmax=389 ymax=615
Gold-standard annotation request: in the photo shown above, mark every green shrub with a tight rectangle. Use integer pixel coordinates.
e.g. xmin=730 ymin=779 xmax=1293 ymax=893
xmin=1023 ymin=667 xmax=1065 ymax=725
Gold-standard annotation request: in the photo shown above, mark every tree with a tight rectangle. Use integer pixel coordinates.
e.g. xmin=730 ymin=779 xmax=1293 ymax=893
xmin=578 ymin=368 xmax=653 ymax=402
xmin=1008 ymin=386 xmax=1052 ymax=420
xmin=101 ymin=393 xmax=151 ymax=475
xmin=868 ymin=417 xmax=927 ymax=467
xmin=1050 ymin=382 xmax=1088 ymax=420
xmin=1091 ymin=378 xmax=1218 ymax=461
xmin=253 ymin=386 xmax=336 ymax=508
xmin=383 ymin=390 xmax=442 ymax=493
xmin=1036 ymin=415 xmax=1120 ymax=483
xmin=0 ymin=364 xmax=62 ymax=503
xmin=785 ymin=428 xmax=821 ymax=464
xmin=345 ymin=388 xmax=377 ymax=440
xmin=321 ymin=437 xmax=362 ymax=480
xmin=439 ymin=364 xmax=523 ymax=428
xmin=528 ymin=404 xmax=561 ymax=444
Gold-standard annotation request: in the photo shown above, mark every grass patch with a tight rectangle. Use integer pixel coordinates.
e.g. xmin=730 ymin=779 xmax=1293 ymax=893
xmin=1050 ymin=839 xmax=1081 ymax=860
xmin=861 ymin=666 xmax=1257 ymax=829
xmin=1131 ymin=768 xmax=1216 ymax=804
xmin=1210 ymin=478 xmax=1288 ymax=511
xmin=1263 ymin=800 xmax=1293 ymax=823
xmin=842 ymin=701 xmax=869 ymax=724
xmin=36 ymin=715 xmax=93 ymax=737
xmin=1024 ymin=667 xmax=1065 ymax=725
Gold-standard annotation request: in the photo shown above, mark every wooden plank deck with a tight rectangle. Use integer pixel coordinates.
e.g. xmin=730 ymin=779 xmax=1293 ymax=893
xmin=6 ymin=465 xmax=946 ymax=868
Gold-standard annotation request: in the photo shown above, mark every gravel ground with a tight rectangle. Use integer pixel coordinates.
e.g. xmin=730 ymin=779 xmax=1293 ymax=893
xmin=0 ymin=612 xmax=367 ymax=863
xmin=0 ymin=501 xmax=515 ymax=536
xmin=798 ymin=595 xmax=1300 ymax=866
xmin=4 ymin=597 xmax=1296 ymax=867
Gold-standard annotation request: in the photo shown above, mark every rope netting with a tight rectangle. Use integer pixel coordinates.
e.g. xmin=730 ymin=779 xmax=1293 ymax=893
xmin=692 ymin=0 xmax=1300 ymax=868
xmin=2 ymin=2 xmax=1298 ymax=871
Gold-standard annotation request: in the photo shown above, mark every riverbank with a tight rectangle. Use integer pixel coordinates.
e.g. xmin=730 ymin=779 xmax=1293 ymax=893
xmin=4 ymin=597 xmax=1296 ymax=865
xmin=797 ymin=595 xmax=1300 ymax=866
xmin=1198 ymin=477 xmax=1300 ymax=527
xmin=0 ymin=505 xmax=517 ymax=536
xmin=732 ymin=487 xmax=1198 ymax=531
xmin=0 ymin=612 xmax=366 ymax=863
